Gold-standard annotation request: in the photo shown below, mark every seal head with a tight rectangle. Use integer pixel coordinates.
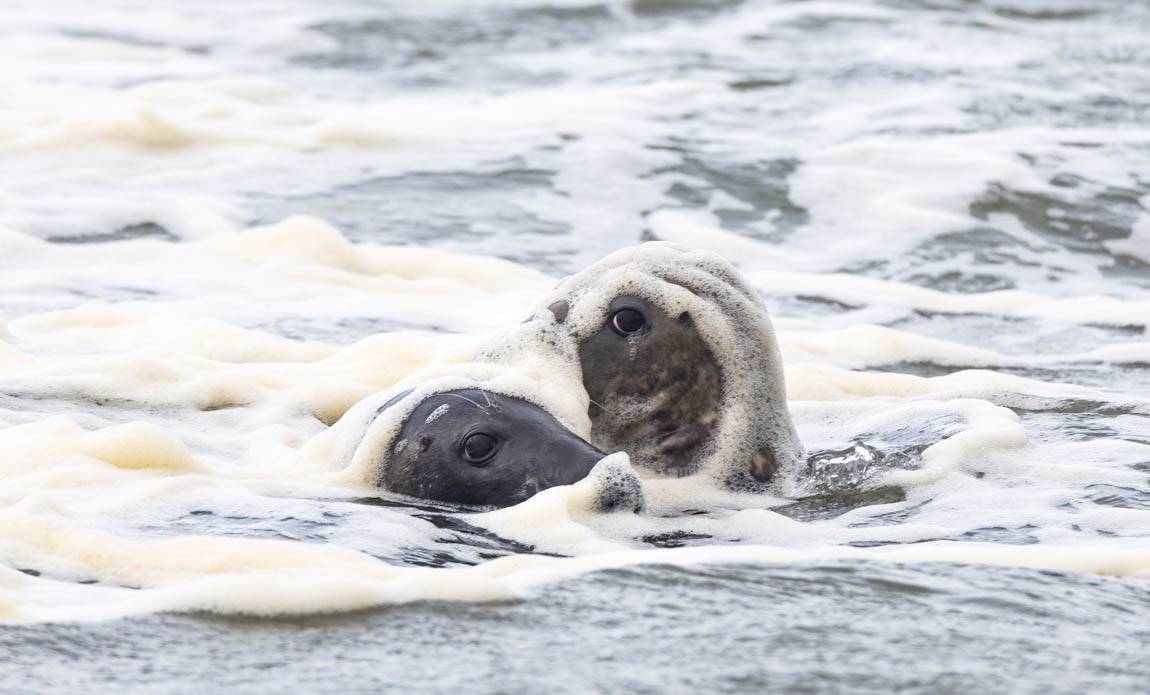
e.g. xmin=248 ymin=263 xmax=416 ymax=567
xmin=480 ymin=242 xmax=804 ymax=493
xmin=380 ymin=388 xmax=606 ymax=507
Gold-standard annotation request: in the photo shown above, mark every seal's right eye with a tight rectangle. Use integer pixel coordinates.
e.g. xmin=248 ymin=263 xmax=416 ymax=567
xmin=461 ymin=432 xmax=499 ymax=465
xmin=609 ymin=307 xmax=646 ymax=336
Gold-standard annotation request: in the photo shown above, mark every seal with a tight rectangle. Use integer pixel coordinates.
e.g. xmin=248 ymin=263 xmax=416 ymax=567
xmin=479 ymin=242 xmax=804 ymax=493
xmin=377 ymin=388 xmax=606 ymax=507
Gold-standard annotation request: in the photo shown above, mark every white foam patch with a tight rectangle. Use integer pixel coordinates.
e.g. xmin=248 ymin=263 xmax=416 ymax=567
xmin=424 ymin=404 xmax=450 ymax=424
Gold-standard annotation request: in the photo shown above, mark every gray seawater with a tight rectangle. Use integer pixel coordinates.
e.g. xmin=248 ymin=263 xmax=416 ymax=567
xmin=2 ymin=0 xmax=1150 ymax=691
xmin=3 ymin=562 xmax=1150 ymax=693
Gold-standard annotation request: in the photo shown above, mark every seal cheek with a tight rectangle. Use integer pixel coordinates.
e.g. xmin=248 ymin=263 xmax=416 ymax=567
xmin=750 ymin=447 xmax=778 ymax=483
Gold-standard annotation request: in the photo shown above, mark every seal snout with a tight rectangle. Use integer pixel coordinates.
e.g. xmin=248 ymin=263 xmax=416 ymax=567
xmin=585 ymin=453 xmax=645 ymax=514
xmin=506 ymin=436 xmax=606 ymax=505
xmin=537 ymin=433 xmax=608 ymax=487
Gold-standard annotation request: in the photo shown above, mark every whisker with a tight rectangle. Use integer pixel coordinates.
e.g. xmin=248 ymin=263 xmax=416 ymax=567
xmin=588 ymin=396 xmax=613 ymax=414
xmin=440 ymin=392 xmax=487 ymax=411
xmin=460 ymin=370 xmax=497 ymax=413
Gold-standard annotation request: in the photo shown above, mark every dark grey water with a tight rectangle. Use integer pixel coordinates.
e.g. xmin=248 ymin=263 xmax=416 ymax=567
xmin=4 ymin=561 xmax=1149 ymax=694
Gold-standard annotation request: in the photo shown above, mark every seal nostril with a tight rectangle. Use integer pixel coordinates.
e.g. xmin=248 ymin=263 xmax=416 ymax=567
xmin=548 ymin=300 xmax=570 ymax=324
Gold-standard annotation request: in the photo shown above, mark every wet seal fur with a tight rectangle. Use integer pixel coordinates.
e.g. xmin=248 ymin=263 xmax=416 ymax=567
xmin=479 ymin=242 xmax=804 ymax=494
xmin=300 ymin=365 xmax=642 ymax=510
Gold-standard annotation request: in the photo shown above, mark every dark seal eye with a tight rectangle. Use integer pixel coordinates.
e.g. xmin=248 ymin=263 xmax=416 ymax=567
xmin=461 ymin=432 xmax=499 ymax=465
xmin=609 ymin=307 xmax=646 ymax=336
